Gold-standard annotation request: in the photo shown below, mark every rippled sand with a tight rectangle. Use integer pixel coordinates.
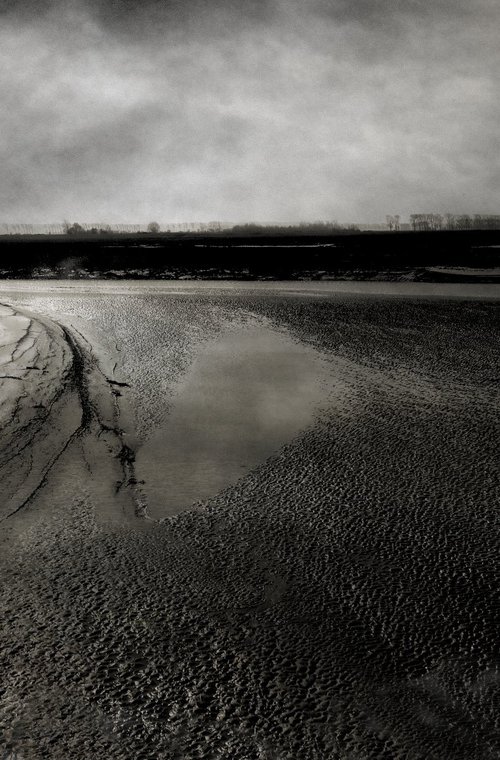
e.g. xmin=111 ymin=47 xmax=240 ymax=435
xmin=0 ymin=282 xmax=499 ymax=759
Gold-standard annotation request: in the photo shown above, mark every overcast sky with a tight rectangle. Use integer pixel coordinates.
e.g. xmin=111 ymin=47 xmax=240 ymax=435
xmin=0 ymin=0 xmax=498 ymax=224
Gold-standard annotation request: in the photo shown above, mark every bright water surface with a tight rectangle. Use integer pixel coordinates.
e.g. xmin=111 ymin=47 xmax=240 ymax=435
xmin=2 ymin=280 xmax=500 ymax=298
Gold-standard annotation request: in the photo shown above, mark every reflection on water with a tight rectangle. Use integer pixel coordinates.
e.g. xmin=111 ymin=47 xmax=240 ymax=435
xmin=136 ymin=322 xmax=330 ymax=518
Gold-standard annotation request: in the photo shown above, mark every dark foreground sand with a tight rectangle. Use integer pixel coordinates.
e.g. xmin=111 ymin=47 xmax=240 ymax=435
xmin=0 ymin=282 xmax=499 ymax=759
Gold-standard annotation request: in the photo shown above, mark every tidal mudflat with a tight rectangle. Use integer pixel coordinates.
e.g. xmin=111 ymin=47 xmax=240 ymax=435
xmin=0 ymin=281 xmax=499 ymax=759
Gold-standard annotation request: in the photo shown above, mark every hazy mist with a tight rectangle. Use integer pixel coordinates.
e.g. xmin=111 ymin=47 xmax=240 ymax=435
xmin=1 ymin=0 xmax=498 ymax=223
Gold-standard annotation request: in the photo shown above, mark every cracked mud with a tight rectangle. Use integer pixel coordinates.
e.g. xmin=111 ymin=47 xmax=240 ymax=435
xmin=0 ymin=282 xmax=499 ymax=760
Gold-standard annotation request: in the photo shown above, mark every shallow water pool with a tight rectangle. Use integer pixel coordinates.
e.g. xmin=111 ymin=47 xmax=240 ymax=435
xmin=135 ymin=320 xmax=331 ymax=518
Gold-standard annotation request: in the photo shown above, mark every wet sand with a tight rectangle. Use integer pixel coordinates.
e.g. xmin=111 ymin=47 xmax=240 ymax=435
xmin=0 ymin=282 xmax=499 ymax=759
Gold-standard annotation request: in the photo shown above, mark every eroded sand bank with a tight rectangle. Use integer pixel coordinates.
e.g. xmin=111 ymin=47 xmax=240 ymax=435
xmin=0 ymin=303 xmax=79 ymax=520
xmin=0 ymin=283 xmax=499 ymax=760
xmin=0 ymin=301 xmax=153 ymax=528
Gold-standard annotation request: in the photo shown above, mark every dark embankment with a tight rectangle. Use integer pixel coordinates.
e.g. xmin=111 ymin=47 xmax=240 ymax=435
xmin=0 ymin=229 xmax=499 ymax=279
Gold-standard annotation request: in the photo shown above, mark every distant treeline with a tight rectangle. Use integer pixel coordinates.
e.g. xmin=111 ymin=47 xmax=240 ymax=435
xmin=0 ymin=221 xmax=359 ymax=236
xmin=0 ymin=229 xmax=498 ymax=279
xmin=410 ymin=213 xmax=500 ymax=231
xmin=3 ymin=217 xmax=500 ymax=237
xmin=227 ymin=222 xmax=359 ymax=234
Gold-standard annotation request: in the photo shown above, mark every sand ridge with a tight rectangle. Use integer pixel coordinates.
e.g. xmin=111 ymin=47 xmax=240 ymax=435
xmin=0 ymin=302 xmax=150 ymax=527
xmin=0 ymin=303 xmax=79 ymax=521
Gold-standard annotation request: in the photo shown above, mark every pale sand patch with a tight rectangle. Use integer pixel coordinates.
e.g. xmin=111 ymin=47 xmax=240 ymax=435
xmin=0 ymin=303 xmax=78 ymax=520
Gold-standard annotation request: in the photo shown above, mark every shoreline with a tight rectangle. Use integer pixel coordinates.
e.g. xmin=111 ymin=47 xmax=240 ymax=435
xmin=1 ymin=268 xmax=500 ymax=283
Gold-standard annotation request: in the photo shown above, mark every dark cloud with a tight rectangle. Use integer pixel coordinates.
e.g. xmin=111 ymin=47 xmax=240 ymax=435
xmin=0 ymin=0 xmax=498 ymax=223
xmin=312 ymin=0 xmax=478 ymax=24
xmin=0 ymin=0 xmax=278 ymax=39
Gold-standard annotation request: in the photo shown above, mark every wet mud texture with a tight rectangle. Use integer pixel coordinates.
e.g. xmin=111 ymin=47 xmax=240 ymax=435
xmin=0 ymin=289 xmax=499 ymax=759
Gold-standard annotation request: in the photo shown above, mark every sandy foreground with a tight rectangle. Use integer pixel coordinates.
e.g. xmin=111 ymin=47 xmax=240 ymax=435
xmin=0 ymin=282 xmax=499 ymax=759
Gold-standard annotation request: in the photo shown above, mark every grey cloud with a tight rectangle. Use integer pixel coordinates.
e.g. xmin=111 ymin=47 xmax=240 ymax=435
xmin=0 ymin=0 xmax=499 ymax=223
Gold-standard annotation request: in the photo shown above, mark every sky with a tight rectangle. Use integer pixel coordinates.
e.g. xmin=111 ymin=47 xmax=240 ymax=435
xmin=0 ymin=0 xmax=499 ymax=224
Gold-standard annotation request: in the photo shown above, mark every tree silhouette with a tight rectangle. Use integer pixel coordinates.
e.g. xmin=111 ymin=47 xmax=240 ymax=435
xmin=63 ymin=221 xmax=84 ymax=235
